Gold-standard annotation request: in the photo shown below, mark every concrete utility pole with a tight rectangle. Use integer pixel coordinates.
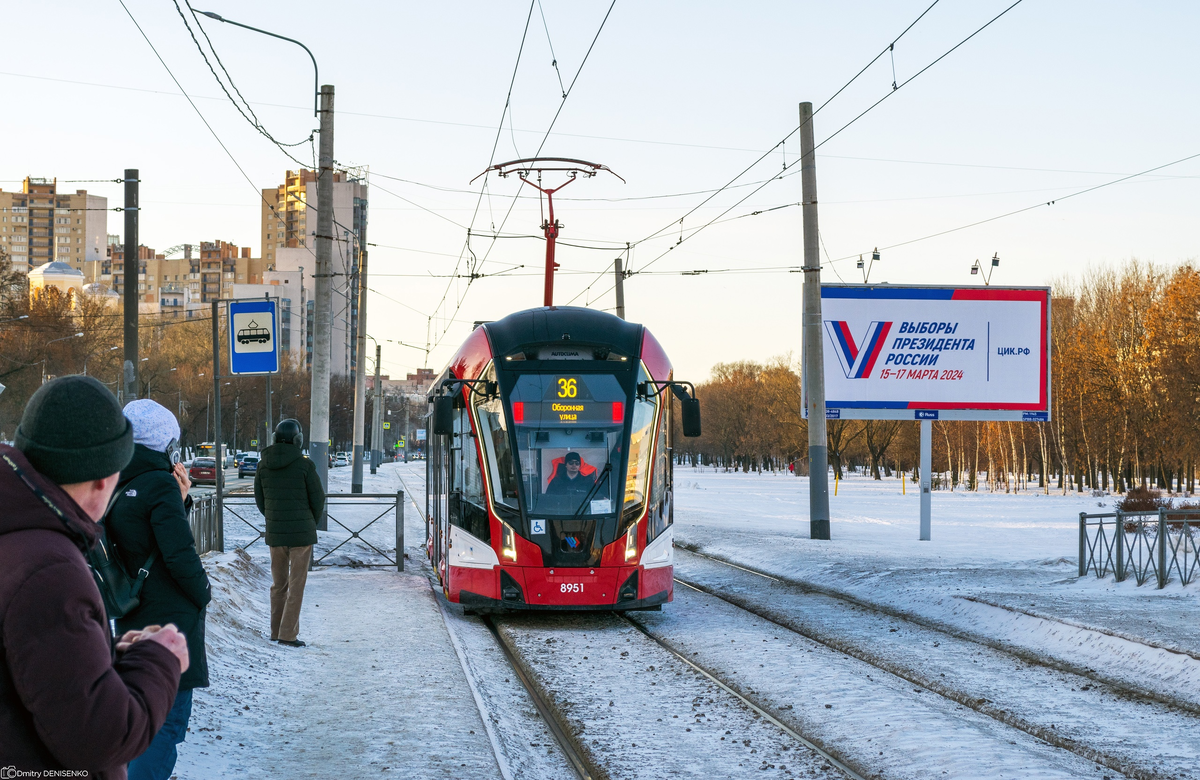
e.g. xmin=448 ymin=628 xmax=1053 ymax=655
xmin=211 ymin=300 xmax=223 ymax=549
xmin=370 ymin=343 xmax=382 ymax=475
xmin=799 ymin=102 xmax=831 ymax=541
xmin=310 ymin=84 xmax=334 ymax=519
xmin=614 ymin=256 xmax=626 ymax=320
xmin=351 ymin=243 xmax=369 ymax=493
xmin=122 ymin=169 xmax=139 ymax=404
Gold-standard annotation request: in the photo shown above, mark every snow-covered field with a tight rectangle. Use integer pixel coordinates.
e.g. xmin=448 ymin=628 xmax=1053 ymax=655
xmin=173 ymin=463 xmax=1198 ymax=779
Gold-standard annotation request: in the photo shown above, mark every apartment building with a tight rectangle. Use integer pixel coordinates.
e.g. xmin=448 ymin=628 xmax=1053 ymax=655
xmin=261 ymin=168 xmax=368 ymax=378
xmin=0 ymin=177 xmax=106 ymax=273
xmin=95 ymin=239 xmax=266 ymax=317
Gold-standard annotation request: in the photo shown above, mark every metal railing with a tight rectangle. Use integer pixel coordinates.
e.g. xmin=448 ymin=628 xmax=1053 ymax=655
xmin=189 ymin=491 xmax=405 ymax=571
xmin=1079 ymin=508 xmax=1200 ymax=588
xmin=190 ymin=493 xmax=223 ymax=556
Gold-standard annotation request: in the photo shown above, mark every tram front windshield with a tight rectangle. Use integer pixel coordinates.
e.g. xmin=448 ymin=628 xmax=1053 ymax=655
xmin=508 ymin=373 xmax=626 ymax=517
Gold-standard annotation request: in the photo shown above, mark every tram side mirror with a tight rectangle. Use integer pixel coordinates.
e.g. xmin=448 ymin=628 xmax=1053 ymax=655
xmin=433 ymin=395 xmax=455 ymax=436
xmin=681 ymin=398 xmax=702 ymax=437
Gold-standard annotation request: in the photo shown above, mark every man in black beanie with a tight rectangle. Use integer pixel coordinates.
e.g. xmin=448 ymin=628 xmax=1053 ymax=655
xmin=0 ymin=376 xmax=189 ymax=780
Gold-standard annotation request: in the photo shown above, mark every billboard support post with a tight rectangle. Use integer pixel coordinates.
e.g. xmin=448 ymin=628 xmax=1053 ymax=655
xmin=800 ymin=101 xmax=831 ymax=541
xmin=920 ymin=419 xmax=932 ymax=541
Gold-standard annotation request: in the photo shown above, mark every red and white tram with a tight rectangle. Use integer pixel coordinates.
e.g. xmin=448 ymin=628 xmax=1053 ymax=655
xmin=426 ymin=306 xmax=700 ymax=611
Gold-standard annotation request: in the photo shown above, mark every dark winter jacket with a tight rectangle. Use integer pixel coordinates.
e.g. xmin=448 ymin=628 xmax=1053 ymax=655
xmin=108 ymin=444 xmax=212 ymax=690
xmin=0 ymin=444 xmax=180 ymax=780
xmin=254 ymin=442 xmax=324 ymax=547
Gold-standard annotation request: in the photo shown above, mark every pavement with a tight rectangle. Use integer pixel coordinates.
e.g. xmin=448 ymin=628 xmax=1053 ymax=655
xmin=176 ymin=462 xmax=504 ymax=778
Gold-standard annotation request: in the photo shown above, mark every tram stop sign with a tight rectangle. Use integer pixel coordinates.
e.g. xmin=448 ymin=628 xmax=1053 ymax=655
xmin=228 ymin=300 xmax=279 ymax=375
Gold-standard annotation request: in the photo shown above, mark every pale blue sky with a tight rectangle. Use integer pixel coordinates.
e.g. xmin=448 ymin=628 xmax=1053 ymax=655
xmin=4 ymin=1 xmax=1197 ymax=381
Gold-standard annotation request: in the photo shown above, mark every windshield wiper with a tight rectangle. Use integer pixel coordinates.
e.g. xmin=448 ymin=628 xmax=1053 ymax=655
xmin=572 ymin=462 xmax=612 ymax=518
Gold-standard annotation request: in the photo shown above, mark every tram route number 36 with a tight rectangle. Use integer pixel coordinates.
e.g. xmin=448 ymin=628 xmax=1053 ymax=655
xmin=557 ymin=377 xmax=578 ymax=398
xmin=560 ymin=583 xmax=584 ymax=593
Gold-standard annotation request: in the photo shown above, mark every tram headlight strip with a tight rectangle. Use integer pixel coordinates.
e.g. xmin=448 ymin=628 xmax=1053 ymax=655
xmin=625 ymin=522 xmax=638 ymax=562
xmin=502 ymin=522 xmax=517 ymax=562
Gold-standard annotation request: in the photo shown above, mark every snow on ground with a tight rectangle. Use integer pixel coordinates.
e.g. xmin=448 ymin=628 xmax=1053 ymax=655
xmin=177 ymin=462 xmax=579 ymax=779
xmin=673 ymin=469 xmax=1200 ymax=690
xmin=175 ymin=462 xmax=1200 ymax=777
xmin=661 ymin=550 xmax=1200 ymax=779
xmin=630 ymin=586 xmax=1116 ymax=780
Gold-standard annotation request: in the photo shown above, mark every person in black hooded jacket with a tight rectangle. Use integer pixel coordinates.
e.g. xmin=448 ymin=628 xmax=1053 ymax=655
xmin=106 ymin=400 xmax=211 ymax=780
xmin=255 ymin=418 xmax=324 ymax=647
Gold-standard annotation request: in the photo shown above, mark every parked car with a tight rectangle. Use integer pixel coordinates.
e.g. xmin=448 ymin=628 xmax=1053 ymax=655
xmin=189 ymin=457 xmax=217 ymax=485
xmin=334 ymin=453 xmax=349 ymax=467
xmin=238 ymin=454 xmax=260 ymax=479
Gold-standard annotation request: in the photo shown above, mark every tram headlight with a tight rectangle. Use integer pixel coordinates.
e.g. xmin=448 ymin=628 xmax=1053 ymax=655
xmin=502 ymin=522 xmax=517 ymax=562
xmin=625 ymin=522 xmax=638 ymax=562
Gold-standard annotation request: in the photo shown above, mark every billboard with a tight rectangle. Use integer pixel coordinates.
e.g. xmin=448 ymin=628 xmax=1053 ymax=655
xmin=805 ymin=285 xmax=1050 ymax=421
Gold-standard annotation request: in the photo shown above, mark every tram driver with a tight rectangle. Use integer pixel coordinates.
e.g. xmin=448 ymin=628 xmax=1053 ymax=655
xmin=545 ymin=451 xmax=596 ymax=495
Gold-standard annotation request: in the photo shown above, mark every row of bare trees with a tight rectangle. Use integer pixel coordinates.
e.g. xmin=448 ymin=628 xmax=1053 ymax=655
xmin=674 ymin=261 xmax=1200 ymax=495
xmin=0 ymin=267 xmax=419 ymax=452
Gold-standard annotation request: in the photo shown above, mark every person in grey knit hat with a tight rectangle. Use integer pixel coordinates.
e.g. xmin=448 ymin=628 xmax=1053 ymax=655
xmin=107 ymin=399 xmax=210 ymax=780
xmin=1 ymin=376 xmax=189 ymax=779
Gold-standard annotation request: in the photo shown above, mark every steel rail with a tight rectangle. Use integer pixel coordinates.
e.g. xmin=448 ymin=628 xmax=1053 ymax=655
xmin=672 ymin=547 xmax=1190 ymax=780
xmin=483 ymin=617 xmax=594 ymax=780
xmin=617 ymin=609 xmax=867 ymax=780
xmin=394 ymin=466 xmax=592 ymax=779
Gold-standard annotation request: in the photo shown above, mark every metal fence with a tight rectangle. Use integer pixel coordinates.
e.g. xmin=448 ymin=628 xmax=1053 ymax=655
xmin=1078 ymin=509 xmax=1200 ymax=588
xmin=190 ymin=493 xmax=222 ymax=556
xmin=189 ymin=491 xmax=405 ymax=571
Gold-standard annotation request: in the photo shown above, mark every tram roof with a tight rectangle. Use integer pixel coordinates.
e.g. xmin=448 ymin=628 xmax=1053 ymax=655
xmin=483 ymin=306 xmax=644 ymax=358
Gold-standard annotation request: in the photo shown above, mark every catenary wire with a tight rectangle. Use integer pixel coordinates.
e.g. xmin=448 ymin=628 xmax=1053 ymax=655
xmin=602 ymin=0 xmax=1027 ymax=296
xmin=172 ymin=0 xmax=311 ymax=167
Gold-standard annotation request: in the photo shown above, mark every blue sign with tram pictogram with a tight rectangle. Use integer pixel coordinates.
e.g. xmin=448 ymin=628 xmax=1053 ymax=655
xmin=228 ymin=300 xmax=279 ymax=375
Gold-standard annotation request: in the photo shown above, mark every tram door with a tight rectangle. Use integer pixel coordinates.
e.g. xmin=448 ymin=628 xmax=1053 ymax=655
xmin=427 ymin=412 xmax=451 ymax=584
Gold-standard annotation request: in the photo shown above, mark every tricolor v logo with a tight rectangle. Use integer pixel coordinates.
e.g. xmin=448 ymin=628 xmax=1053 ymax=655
xmin=824 ymin=321 xmax=892 ymax=379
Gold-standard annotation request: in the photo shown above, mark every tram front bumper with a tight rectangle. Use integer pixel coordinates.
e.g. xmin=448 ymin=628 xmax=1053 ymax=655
xmin=455 ymin=564 xmax=671 ymax=611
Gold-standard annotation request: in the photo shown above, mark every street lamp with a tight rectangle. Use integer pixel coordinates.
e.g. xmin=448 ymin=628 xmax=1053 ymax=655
xmin=857 ymin=247 xmax=881 ymax=283
xmin=43 ymin=332 xmax=83 ymax=384
xmin=84 ymin=345 xmax=120 ymax=377
xmin=0 ymin=314 xmax=29 ymax=325
xmin=970 ymin=252 xmax=1001 ymax=285
xmin=192 ymin=10 xmax=319 ymax=117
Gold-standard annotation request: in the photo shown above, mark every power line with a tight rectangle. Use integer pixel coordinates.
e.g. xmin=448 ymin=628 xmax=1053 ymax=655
xmin=560 ymin=0 xmax=945 ymax=306
xmin=632 ymin=0 xmax=1025 ymax=276
xmin=172 ymin=0 xmax=312 ymax=167
xmin=629 ymin=0 xmax=943 ymax=253
xmin=369 ymin=181 xmax=469 ymax=230
xmin=536 ymin=0 xmax=567 ymax=98
xmin=826 ymin=146 xmax=1200 ymax=266
xmin=425 ymin=0 xmax=538 ymax=354
xmin=455 ymin=0 xmax=619 ymax=330
xmin=117 ymin=0 xmax=310 ymax=268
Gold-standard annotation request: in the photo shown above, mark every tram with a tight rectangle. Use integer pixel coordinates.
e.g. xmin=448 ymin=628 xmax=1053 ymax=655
xmin=425 ymin=306 xmax=701 ymax=611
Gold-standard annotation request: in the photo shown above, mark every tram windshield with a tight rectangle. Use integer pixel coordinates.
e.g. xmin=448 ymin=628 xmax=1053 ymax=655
xmin=507 ymin=372 xmax=629 ymax=517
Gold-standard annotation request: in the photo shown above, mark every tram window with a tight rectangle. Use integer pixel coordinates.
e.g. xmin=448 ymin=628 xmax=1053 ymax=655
xmin=647 ymin=395 xmax=671 ymax=542
xmin=451 ymin=405 xmax=490 ymax=543
xmin=509 ymin=372 xmax=625 ymax=517
xmin=624 ymin=366 xmax=657 ymax=515
xmin=473 ymin=365 xmax=520 ymax=510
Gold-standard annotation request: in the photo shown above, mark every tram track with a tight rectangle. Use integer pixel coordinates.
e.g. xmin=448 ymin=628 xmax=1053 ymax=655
xmin=677 ymin=544 xmax=1200 ymax=718
xmin=394 ymin=466 xmax=593 ymax=779
xmin=658 ymin=546 xmax=1199 ymax=780
xmin=614 ymin=609 xmax=866 ymax=780
xmin=483 ymin=616 xmax=597 ymax=780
